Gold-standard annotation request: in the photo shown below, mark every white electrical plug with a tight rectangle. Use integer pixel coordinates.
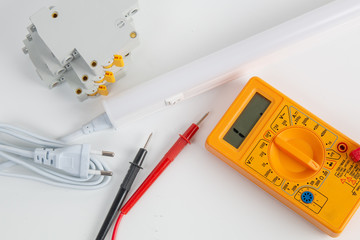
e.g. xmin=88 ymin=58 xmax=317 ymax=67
xmin=33 ymin=144 xmax=113 ymax=179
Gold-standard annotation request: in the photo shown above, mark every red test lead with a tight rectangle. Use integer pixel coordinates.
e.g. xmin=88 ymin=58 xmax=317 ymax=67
xmin=111 ymin=112 xmax=209 ymax=240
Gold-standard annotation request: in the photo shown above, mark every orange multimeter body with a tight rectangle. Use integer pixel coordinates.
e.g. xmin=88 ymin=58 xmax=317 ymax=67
xmin=206 ymin=77 xmax=360 ymax=237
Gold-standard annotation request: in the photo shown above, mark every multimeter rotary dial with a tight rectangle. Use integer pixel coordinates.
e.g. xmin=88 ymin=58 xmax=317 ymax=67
xmin=269 ymin=127 xmax=325 ymax=181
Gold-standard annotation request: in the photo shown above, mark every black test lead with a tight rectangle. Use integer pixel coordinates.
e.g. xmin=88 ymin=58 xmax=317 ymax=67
xmin=111 ymin=113 xmax=210 ymax=240
xmin=96 ymin=133 xmax=153 ymax=240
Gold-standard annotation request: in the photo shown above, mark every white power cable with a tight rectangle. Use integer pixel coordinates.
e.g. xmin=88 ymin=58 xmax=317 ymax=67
xmin=59 ymin=113 xmax=114 ymax=142
xmin=0 ymin=123 xmax=113 ymax=190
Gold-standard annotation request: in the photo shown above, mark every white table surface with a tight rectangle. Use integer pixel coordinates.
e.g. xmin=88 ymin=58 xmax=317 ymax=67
xmin=3 ymin=0 xmax=360 ymax=239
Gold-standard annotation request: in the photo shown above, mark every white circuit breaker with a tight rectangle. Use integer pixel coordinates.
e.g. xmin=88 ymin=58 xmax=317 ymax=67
xmin=23 ymin=0 xmax=140 ymax=101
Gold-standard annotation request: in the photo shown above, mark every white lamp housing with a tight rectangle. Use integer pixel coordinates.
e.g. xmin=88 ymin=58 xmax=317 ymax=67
xmin=103 ymin=0 xmax=360 ymax=127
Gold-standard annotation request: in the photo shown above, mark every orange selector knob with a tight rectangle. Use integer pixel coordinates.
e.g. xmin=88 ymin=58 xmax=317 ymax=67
xmin=269 ymin=127 xmax=325 ymax=181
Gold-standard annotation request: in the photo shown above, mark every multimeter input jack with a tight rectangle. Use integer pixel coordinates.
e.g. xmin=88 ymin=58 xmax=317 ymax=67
xmin=301 ymin=191 xmax=314 ymax=204
xmin=337 ymin=142 xmax=348 ymax=153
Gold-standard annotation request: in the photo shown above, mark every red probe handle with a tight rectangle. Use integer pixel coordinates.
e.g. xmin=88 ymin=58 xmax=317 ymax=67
xmin=120 ymin=123 xmax=199 ymax=215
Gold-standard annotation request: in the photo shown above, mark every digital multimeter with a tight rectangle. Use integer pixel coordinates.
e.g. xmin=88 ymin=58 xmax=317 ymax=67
xmin=206 ymin=77 xmax=360 ymax=237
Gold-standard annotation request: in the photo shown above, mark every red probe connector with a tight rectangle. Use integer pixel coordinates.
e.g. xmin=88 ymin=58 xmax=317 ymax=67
xmin=350 ymin=147 xmax=360 ymax=163
xmin=111 ymin=113 xmax=209 ymax=240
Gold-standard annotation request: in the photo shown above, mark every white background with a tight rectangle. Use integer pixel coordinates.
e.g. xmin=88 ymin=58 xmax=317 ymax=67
xmin=2 ymin=0 xmax=360 ymax=239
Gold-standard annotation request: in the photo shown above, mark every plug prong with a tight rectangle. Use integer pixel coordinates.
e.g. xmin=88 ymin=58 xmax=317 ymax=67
xmin=89 ymin=169 xmax=113 ymax=176
xmin=100 ymin=170 xmax=113 ymax=176
xmin=102 ymin=151 xmax=115 ymax=157
xmin=91 ymin=150 xmax=115 ymax=157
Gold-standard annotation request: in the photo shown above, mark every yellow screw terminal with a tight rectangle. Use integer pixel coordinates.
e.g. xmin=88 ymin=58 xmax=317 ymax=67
xmin=113 ymin=55 xmax=125 ymax=67
xmin=98 ymin=85 xmax=109 ymax=96
xmin=104 ymin=71 xmax=115 ymax=83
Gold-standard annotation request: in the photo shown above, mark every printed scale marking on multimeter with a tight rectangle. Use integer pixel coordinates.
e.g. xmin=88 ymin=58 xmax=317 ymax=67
xmin=206 ymin=77 xmax=360 ymax=237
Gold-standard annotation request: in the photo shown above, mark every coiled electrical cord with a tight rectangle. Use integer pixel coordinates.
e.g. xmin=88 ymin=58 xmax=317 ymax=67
xmin=0 ymin=123 xmax=112 ymax=190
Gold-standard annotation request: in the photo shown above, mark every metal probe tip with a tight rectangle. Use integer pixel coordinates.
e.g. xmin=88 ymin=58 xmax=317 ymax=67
xmin=102 ymin=151 xmax=115 ymax=157
xmin=100 ymin=170 xmax=113 ymax=176
xmin=196 ymin=112 xmax=210 ymax=125
xmin=143 ymin=133 xmax=153 ymax=149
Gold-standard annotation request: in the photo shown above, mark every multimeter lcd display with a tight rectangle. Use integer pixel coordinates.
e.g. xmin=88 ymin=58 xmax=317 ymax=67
xmin=224 ymin=93 xmax=271 ymax=148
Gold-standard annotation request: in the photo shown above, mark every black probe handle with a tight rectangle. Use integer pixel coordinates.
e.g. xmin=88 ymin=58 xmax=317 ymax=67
xmin=96 ymin=148 xmax=147 ymax=240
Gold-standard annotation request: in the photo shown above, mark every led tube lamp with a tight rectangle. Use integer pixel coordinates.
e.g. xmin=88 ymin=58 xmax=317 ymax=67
xmin=103 ymin=0 xmax=360 ymax=127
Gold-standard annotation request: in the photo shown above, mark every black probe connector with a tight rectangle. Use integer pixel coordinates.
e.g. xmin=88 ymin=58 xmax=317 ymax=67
xmin=96 ymin=133 xmax=152 ymax=240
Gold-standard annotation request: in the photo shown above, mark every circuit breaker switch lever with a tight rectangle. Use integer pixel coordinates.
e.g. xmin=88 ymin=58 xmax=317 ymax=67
xmin=113 ymin=55 xmax=125 ymax=67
